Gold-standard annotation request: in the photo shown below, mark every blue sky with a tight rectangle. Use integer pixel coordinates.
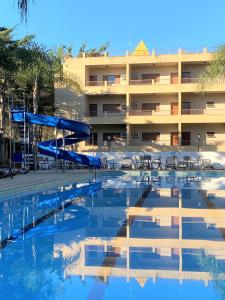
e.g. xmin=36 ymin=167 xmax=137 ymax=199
xmin=1 ymin=0 xmax=225 ymax=55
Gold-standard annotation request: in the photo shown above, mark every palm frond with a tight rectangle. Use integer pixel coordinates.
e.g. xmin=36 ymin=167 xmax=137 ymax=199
xmin=17 ymin=0 xmax=29 ymax=22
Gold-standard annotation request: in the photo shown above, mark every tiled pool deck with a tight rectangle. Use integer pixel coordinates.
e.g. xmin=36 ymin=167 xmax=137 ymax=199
xmin=0 ymin=170 xmax=93 ymax=199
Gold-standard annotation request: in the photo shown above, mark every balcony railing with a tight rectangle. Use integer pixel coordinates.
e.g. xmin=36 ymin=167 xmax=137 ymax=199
xmin=86 ymin=80 xmax=126 ymax=86
xmin=87 ymin=111 xmax=126 ymax=117
xmin=129 ymin=109 xmax=172 ymax=116
xmin=130 ymin=78 xmax=175 ymax=85
xmin=86 ymin=138 xmax=127 ymax=147
xmin=182 ymin=108 xmax=225 ymax=115
xmin=130 ymin=140 xmax=170 ymax=146
xmin=181 ymin=78 xmax=199 ymax=84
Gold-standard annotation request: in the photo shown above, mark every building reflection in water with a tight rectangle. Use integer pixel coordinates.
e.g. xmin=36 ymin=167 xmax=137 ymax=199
xmin=0 ymin=173 xmax=225 ymax=299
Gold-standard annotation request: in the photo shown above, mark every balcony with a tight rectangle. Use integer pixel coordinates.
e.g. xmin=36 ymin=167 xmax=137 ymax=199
xmin=181 ymin=77 xmax=225 ymax=92
xmin=128 ymin=109 xmax=178 ymax=124
xmin=181 ymin=108 xmax=225 ymax=123
xmin=85 ymin=111 xmax=126 ymax=124
xmin=85 ymin=80 xmax=127 ymax=94
xmin=181 ymin=78 xmax=199 ymax=84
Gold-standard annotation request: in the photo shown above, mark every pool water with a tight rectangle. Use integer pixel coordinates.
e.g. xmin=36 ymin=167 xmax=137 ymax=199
xmin=1 ymin=171 xmax=225 ymax=300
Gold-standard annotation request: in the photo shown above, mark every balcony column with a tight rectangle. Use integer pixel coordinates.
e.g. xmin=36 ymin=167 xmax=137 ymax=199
xmin=178 ymin=91 xmax=182 ymax=147
xmin=178 ymin=61 xmax=182 ymax=84
xmin=178 ymin=122 xmax=182 ymax=147
xmin=126 ymin=124 xmax=130 ymax=146
xmin=126 ymin=63 xmax=130 ymax=85
xmin=126 ymin=93 xmax=130 ymax=146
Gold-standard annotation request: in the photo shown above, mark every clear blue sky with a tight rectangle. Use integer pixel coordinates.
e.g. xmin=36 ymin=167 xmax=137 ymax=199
xmin=1 ymin=0 xmax=225 ymax=55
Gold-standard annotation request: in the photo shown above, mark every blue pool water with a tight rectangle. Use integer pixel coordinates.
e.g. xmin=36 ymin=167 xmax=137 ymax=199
xmin=1 ymin=171 xmax=225 ymax=300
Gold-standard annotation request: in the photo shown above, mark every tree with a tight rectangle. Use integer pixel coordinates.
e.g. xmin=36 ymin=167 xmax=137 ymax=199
xmin=199 ymin=45 xmax=225 ymax=90
xmin=0 ymin=27 xmax=81 ymax=166
xmin=17 ymin=0 xmax=29 ymax=21
xmin=77 ymin=42 xmax=110 ymax=57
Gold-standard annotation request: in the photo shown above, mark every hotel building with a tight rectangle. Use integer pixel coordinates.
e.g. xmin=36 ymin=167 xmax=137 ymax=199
xmin=55 ymin=41 xmax=225 ymax=153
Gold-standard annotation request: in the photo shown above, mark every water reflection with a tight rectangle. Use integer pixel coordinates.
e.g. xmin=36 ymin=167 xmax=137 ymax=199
xmin=1 ymin=172 xmax=225 ymax=299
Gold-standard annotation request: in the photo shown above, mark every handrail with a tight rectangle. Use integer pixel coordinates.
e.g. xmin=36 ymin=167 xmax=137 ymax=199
xmin=182 ymin=108 xmax=225 ymax=115
xmin=181 ymin=78 xmax=199 ymax=83
xmin=129 ymin=109 xmax=172 ymax=116
xmin=86 ymin=80 xmax=126 ymax=86
xmin=87 ymin=111 xmax=126 ymax=117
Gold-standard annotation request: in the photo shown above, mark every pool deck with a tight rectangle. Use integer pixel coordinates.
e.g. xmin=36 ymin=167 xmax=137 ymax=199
xmin=0 ymin=170 xmax=94 ymax=199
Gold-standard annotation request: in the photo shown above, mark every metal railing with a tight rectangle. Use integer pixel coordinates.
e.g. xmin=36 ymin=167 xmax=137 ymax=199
xmin=129 ymin=109 xmax=173 ymax=116
xmin=181 ymin=78 xmax=199 ymax=84
xmin=130 ymin=139 xmax=170 ymax=146
xmin=182 ymin=108 xmax=225 ymax=115
xmin=80 ymin=46 xmax=216 ymax=58
xmin=86 ymin=138 xmax=127 ymax=147
xmin=130 ymin=77 xmax=175 ymax=85
xmin=87 ymin=111 xmax=126 ymax=117
xmin=86 ymin=80 xmax=126 ymax=86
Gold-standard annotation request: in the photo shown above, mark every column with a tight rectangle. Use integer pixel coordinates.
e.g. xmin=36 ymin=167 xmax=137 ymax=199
xmin=126 ymin=124 xmax=130 ymax=146
xmin=178 ymin=92 xmax=182 ymax=147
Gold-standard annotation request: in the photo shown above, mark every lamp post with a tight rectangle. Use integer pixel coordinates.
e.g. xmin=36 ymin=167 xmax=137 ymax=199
xmin=197 ymin=133 xmax=201 ymax=152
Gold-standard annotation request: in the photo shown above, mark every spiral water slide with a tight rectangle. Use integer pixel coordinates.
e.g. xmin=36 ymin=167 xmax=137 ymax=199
xmin=11 ymin=110 xmax=101 ymax=168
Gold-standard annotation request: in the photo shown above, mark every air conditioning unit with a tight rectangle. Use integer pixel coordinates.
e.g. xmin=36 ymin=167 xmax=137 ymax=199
xmin=132 ymin=132 xmax=140 ymax=139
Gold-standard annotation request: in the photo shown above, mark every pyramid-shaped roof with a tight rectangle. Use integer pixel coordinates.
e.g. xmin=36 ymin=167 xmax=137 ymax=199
xmin=135 ymin=277 xmax=148 ymax=288
xmin=132 ymin=40 xmax=149 ymax=56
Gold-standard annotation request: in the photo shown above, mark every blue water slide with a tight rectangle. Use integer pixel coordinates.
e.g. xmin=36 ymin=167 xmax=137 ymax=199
xmin=11 ymin=110 xmax=101 ymax=168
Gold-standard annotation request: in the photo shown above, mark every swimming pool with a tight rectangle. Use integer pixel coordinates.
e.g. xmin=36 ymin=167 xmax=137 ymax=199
xmin=1 ymin=171 xmax=225 ymax=300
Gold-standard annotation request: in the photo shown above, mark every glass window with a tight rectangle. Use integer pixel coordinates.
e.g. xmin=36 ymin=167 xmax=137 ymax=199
xmin=142 ymin=132 xmax=160 ymax=142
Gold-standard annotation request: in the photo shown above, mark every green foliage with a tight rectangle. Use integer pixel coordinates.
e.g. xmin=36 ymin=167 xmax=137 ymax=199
xmin=77 ymin=41 xmax=110 ymax=57
xmin=199 ymin=44 xmax=225 ymax=91
xmin=0 ymin=27 xmax=81 ymax=115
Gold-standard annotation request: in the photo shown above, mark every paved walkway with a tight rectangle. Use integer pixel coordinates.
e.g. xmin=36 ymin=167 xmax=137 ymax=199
xmin=0 ymin=170 xmax=94 ymax=199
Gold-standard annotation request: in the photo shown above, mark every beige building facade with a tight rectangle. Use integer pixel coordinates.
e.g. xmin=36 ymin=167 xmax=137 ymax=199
xmin=55 ymin=42 xmax=225 ymax=153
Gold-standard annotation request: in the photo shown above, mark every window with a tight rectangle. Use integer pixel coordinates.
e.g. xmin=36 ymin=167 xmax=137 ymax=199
xmin=206 ymin=101 xmax=215 ymax=108
xmin=142 ymin=103 xmax=160 ymax=112
xmin=207 ymin=132 xmax=215 ymax=138
xmin=142 ymin=132 xmax=160 ymax=142
xmin=103 ymin=104 xmax=121 ymax=113
xmin=89 ymin=75 xmax=98 ymax=86
xmin=131 ymin=73 xmax=140 ymax=80
xmin=89 ymin=133 xmax=98 ymax=145
xmin=103 ymin=75 xmax=120 ymax=84
xmin=89 ymin=104 xmax=97 ymax=116
xmin=103 ymin=133 xmax=121 ymax=141
xmin=131 ymin=132 xmax=140 ymax=139
xmin=182 ymin=72 xmax=191 ymax=78
xmin=182 ymin=72 xmax=191 ymax=83
xmin=142 ymin=73 xmax=160 ymax=83
xmin=181 ymin=132 xmax=191 ymax=145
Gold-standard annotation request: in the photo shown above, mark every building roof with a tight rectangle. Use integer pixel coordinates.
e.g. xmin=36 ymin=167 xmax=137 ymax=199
xmin=132 ymin=40 xmax=150 ymax=56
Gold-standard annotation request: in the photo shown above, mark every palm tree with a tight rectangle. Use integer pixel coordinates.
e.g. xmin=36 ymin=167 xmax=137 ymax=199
xmin=18 ymin=0 xmax=29 ymax=21
xmin=200 ymin=45 xmax=225 ymax=90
